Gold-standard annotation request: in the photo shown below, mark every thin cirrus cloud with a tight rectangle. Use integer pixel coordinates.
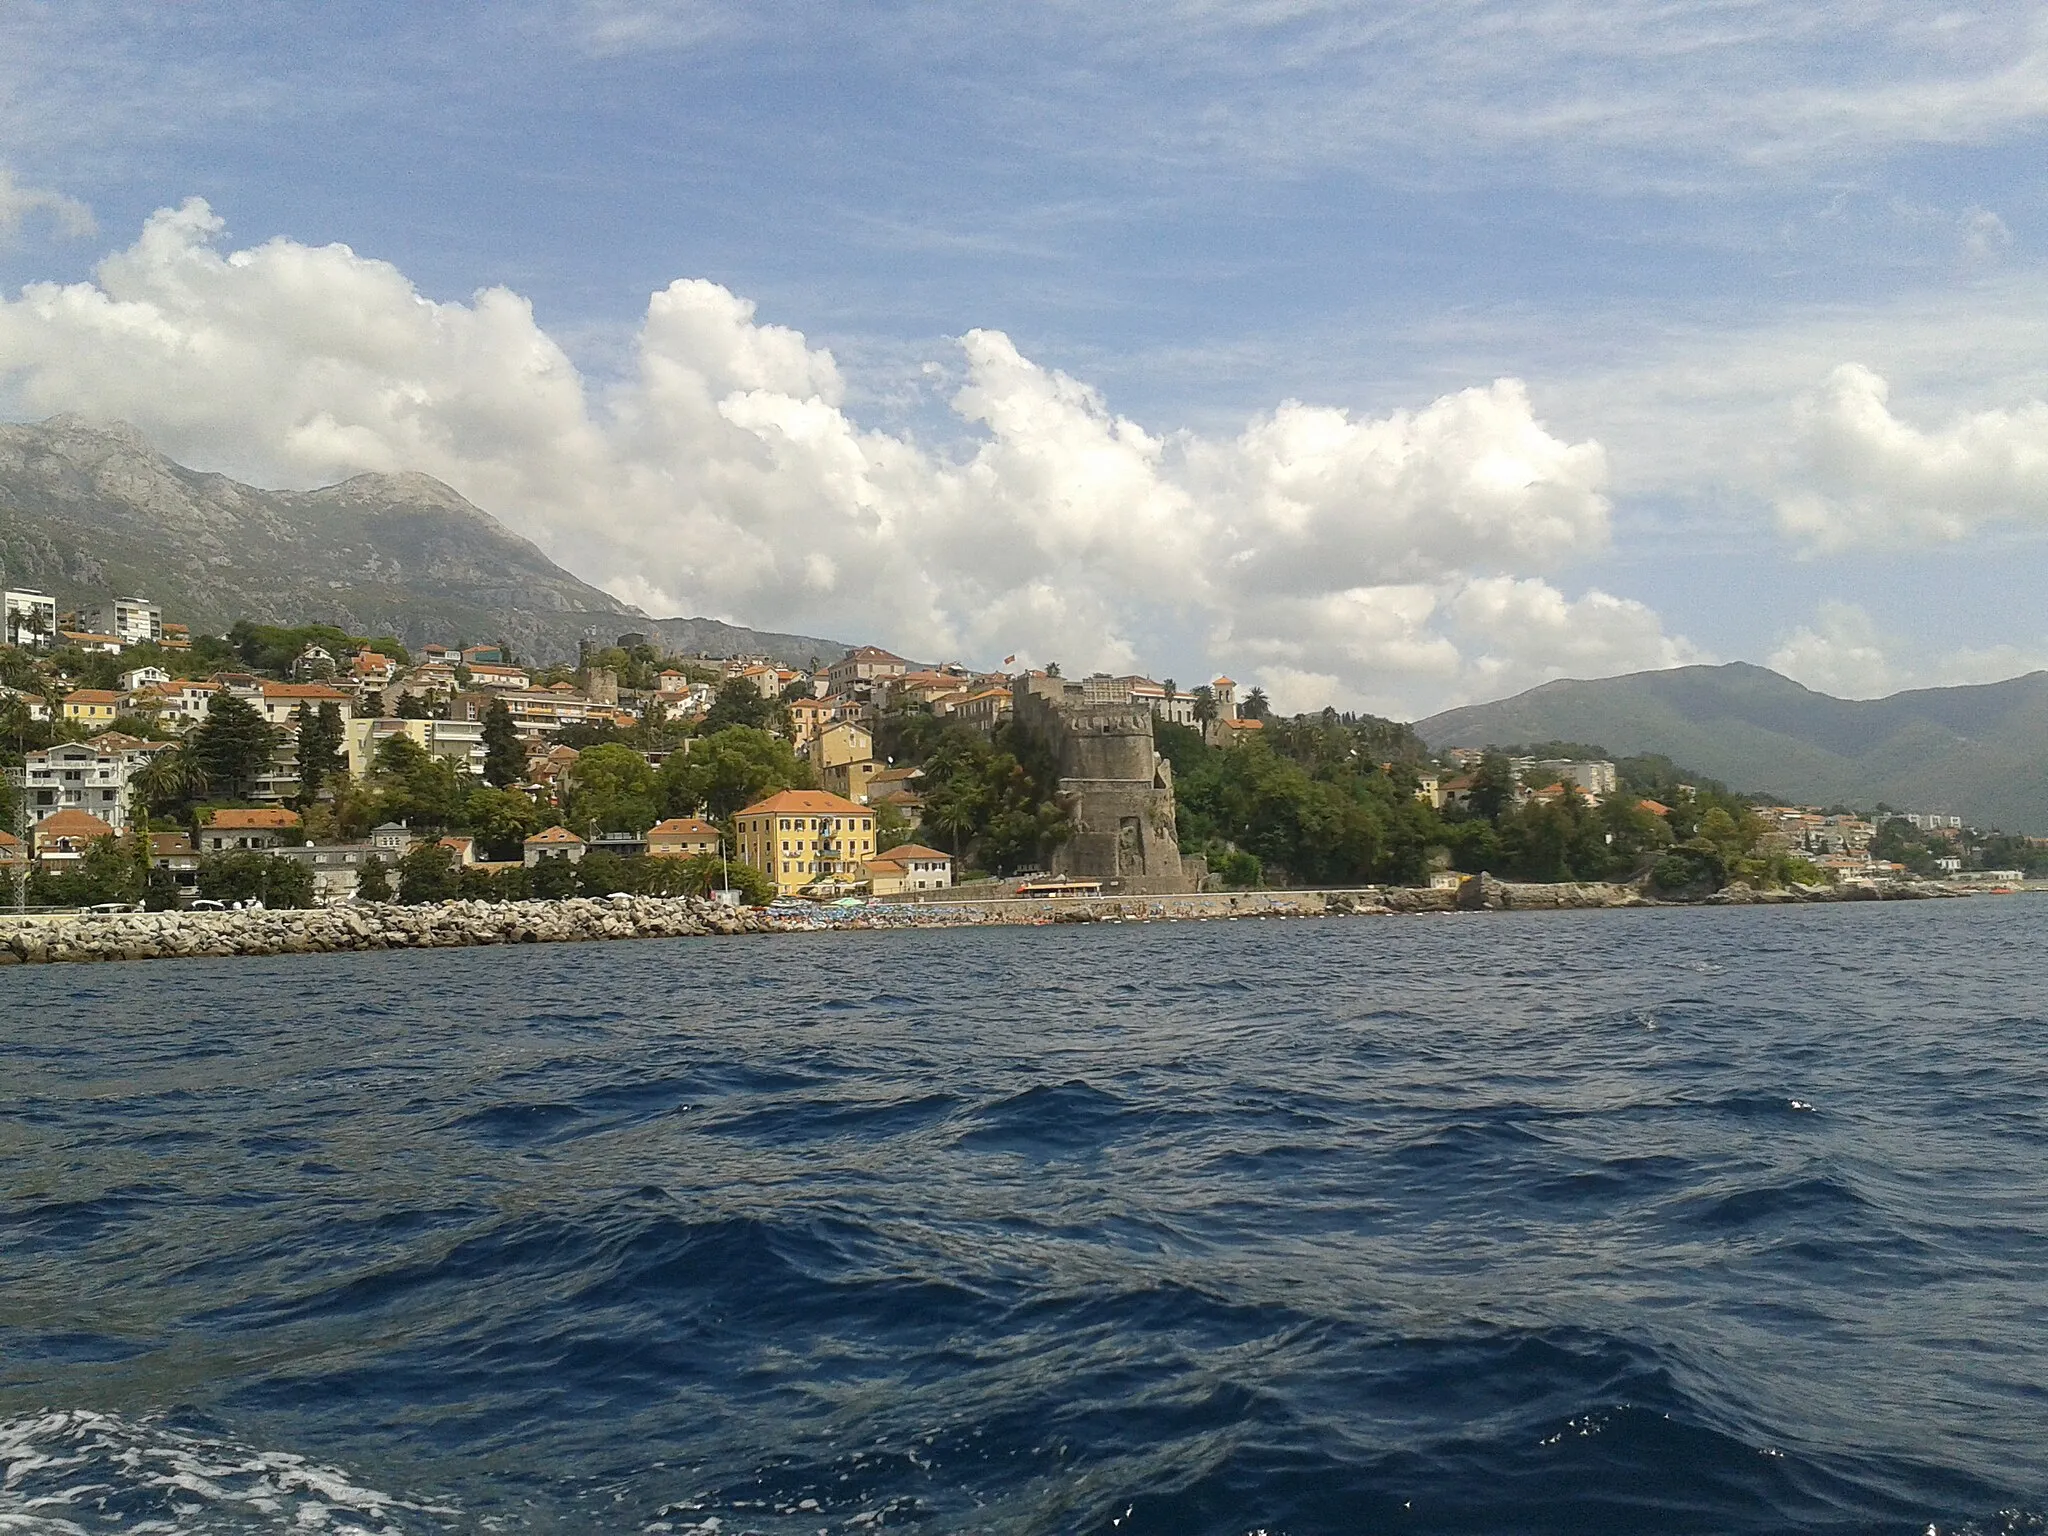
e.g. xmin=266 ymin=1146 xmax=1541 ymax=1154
xmin=0 ymin=198 xmax=1698 ymax=716
xmin=542 ymin=1 xmax=2048 ymax=187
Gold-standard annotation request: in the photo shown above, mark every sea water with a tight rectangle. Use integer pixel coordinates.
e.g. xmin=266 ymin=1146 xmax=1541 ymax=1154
xmin=3 ymin=900 xmax=2045 ymax=1534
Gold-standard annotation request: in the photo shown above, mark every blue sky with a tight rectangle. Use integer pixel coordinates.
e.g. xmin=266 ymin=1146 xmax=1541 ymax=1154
xmin=4 ymin=1 xmax=2048 ymax=714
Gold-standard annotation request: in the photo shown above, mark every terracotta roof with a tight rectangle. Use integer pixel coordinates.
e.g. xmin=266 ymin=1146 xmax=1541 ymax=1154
xmin=0 ymin=830 xmax=21 ymax=850
xmin=525 ymin=825 xmax=587 ymax=845
xmin=35 ymin=808 xmax=115 ymax=841
xmin=64 ymin=689 xmax=122 ymax=704
xmin=876 ymin=843 xmax=950 ymax=862
xmin=648 ymin=817 xmax=720 ymax=838
xmin=259 ymin=682 xmax=351 ymax=700
xmin=841 ymin=646 xmax=907 ymax=663
xmin=1639 ymin=799 xmax=1672 ymax=815
xmin=148 ymin=833 xmax=194 ymax=854
xmin=864 ymin=858 xmax=906 ymax=875
xmin=737 ymin=789 xmax=870 ymax=817
xmin=1212 ymin=675 xmax=1235 ymax=687
xmin=84 ymin=732 xmax=157 ymax=752
xmin=207 ymin=808 xmax=303 ymax=830
xmin=60 ymin=632 xmax=121 ymax=645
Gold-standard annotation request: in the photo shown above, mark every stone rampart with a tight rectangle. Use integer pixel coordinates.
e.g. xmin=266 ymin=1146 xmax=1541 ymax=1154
xmin=1010 ymin=677 xmax=1192 ymax=893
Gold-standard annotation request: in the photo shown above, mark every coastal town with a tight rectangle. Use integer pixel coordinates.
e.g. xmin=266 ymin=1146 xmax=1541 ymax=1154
xmin=3 ymin=585 xmax=2040 ymax=915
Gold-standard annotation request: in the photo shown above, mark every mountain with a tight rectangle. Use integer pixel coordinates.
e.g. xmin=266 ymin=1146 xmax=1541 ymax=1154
xmin=1416 ymin=661 xmax=2048 ymax=833
xmin=0 ymin=416 xmax=846 ymax=666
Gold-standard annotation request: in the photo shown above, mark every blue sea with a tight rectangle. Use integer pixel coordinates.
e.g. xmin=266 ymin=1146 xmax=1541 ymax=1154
xmin=4 ymin=900 xmax=2046 ymax=1534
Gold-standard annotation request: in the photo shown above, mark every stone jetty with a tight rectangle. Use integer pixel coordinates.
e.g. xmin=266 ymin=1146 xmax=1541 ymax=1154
xmin=0 ymin=876 xmax=1978 ymax=966
xmin=0 ymin=895 xmax=779 ymax=966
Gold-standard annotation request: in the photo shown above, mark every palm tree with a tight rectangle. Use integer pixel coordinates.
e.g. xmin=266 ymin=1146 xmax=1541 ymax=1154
xmin=1192 ymin=685 xmax=1217 ymax=727
xmin=132 ymin=746 xmax=208 ymax=815
xmin=928 ymin=792 xmax=979 ymax=860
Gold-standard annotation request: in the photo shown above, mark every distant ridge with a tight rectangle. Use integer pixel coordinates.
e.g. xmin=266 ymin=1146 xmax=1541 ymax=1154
xmin=1417 ymin=661 xmax=2048 ymax=833
xmin=0 ymin=416 xmax=847 ymax=666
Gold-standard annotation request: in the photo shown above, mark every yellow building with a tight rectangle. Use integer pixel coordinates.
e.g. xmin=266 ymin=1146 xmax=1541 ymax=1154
xmin=807 ymin=719 xmax=872 ymax=772
xmin=821 ymin=757 xmax=881 ymax=805
xmin=61 ymin=689 xmax=122 ymax=725
xmin=647 ymin=817 xmax=722 ymax=858
xmin=734 ymin=789 xmax=876 ymax=895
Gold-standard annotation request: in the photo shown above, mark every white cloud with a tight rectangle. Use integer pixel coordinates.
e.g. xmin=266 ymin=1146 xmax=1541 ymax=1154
xmin=1777 ymin=363 xmax=2048 ymax=550
xmin=1768 ymin=599 xmax=2048 ymax=697
xmin=0 ymin=166 xmax=93 ymax=247
xmin=1766 ymin=599 xmax=1899 ymax=697
xmin=0 ymin=201 xmax=1700 ymax=716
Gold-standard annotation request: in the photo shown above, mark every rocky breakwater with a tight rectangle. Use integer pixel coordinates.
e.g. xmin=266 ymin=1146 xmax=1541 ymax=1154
xmin=0 ymin=896 xmax=780 ymax=966
xmin=1451 ymin=873 xmax=1966 ymax=910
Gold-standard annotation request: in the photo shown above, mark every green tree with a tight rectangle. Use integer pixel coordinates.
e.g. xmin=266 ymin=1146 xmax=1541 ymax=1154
xmin=143 ymin=864 xmax=180 ymax=911
xmin=668 ymin=851 xmax=775 ymax=905
xmin=397 ymin=841 xmax=460 ymax=904
xmin=1467 ymin=752 xmax=1516 ymax=822
xmin=1216 ymin=848 xmax=1263 ymax=888
xmin=1241 ymin=686 xmax=1271 ymax=721
xmin=463 ymin=786 xmax=541 ymax=861
xmin=191 ymin=693 xmax=277 ymax=800
xmin=131 ymin=745 xmax=210 ymax=817
xmin=355 ymin=852 xmax=393 ymax=902
xmin=530 ymin=851 xmax=580 ymax=899
xmin=296 ymin=702 xmax=346 ymax=805
xmin=913 ymin=725 xmax=1070 ymax=874
xmin=699 ymin=676 xmax=776 ymax=733
xmin=482 ymin=695 xmax=523 ymax=787
xmin=572 ymin=850 xmax=636 ymax=896
xmin=565 ymin=742 xmax=658 ymax=835
xmin=196 ymin=850 xmax=315 ymax=908
xmin=370 ymin=735 xmax=469 ymax=830
xmin=656 ymin=726 xmax=812 ymax=821
xmin=873 ymin=798 xmax=913 ymax=850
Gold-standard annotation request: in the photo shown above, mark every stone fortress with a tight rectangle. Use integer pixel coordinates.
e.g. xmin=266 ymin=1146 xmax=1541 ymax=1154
xmin=1009 ymin=674 xmax=1199 ymax=894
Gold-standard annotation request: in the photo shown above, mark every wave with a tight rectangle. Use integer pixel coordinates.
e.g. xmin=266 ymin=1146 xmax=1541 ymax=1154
xmin=0 ymin=1409 xmax=460 ymax=1533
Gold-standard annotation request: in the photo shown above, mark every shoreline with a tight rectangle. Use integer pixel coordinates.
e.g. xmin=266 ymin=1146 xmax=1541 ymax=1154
xmin=0 ymin=876 xmax=2008 ymax=966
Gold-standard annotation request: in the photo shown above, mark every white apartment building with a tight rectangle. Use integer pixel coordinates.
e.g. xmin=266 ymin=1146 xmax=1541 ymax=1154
xmin=149 ymin=679 xmax=219 ymax=731
xmin=255 ymin=681 xmax=355 ymax=729
xmin=344 ymin=716 xmax=488 ymax=780
xmin=1530 ymin=759 xmax=1620 ymax=797
xmin=3 ymin=589 xmax=58 ymax=649
xmin=86 ymin=596 xmax=163 ymax=647
xmin=8 ymin=736 xmax=163 ymax=833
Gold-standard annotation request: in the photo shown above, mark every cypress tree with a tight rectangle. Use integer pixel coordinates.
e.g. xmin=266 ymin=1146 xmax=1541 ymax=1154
xmin=297 ymin=702 xmax=346 ymax=805
xmin=482 ymin=695 xmax=523 ymax=788
xmin=193 ymin=693 xmax=277 ymax=801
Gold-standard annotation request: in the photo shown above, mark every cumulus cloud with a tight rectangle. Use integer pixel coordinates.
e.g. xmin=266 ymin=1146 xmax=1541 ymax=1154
xmin=1766 ymin=600 xmax=1900 ymax=697
xmin=0 ymin=166 xmax=94 ymax=247
xmin=0 ymin=201 xmax=1701 ymax=716
xmin=1778 ymin=363 xmax=2048 ymax=550
xmin=1768 ymin=599 xmax=2048 ymax=697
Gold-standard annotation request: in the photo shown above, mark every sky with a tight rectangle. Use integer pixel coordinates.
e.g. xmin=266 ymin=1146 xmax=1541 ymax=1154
xmin=3 ymin=1 xmax=2048 ymax=718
